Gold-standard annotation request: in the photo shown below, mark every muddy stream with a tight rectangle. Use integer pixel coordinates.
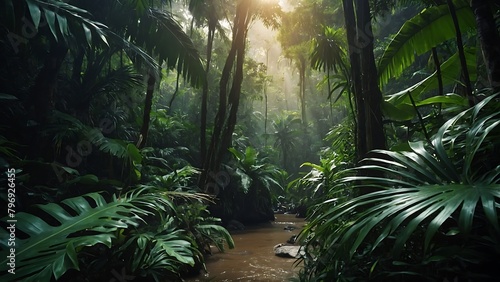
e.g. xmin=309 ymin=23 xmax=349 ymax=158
xmin=186 ymin=214 xmax=305 ymax=281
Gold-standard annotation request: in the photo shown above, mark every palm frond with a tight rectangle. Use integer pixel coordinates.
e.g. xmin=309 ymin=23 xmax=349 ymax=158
xmin=0 ymin=190 xmax=163 ymax=281
xmin=117 ymin=216 xmax=201 ymax=281
xmin=378 ymin=0 xmax=476 ymax=87
xmin=130 ymin=8 xmax=205 ymax=87
xmin=22 ymin=0 xmax=109 ymax=46
xmin=385 ymin=47 xmax=476 ymax=107
xmin=302 ymin=93 xmax=500 ymax=277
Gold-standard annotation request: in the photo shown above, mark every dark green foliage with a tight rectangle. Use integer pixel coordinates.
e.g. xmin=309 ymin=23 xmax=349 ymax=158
xmin=0 ymin=188 xmax=170 ymax=281
xmin=298 ymin=93 xmax=500 ymax=281
xmin=220 ymin=146 xmax=284 ymax=223
xmin=378 ymin=0 xmax=476 ymax=87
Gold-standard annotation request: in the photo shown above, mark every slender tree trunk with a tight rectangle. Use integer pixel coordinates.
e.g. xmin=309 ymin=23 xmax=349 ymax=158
xmin=470 ymin=0 xmax=500 ymax=89
xmin=342 ymin=0 xmax=365 ymax=161
xmin=432 ymin=48 xmax=444 ymax=96
xmin=300 ymin=60 xmax=306 ymax=126
xmin=264 ymin=48 xmax=269 ymax=146
xmin=327 ymin=67 xmax=334 ymax=123
xmin=216 ymin=31 xmax=247 ymax=168
xmin=168 ymin=70 xmax=181 ymax=111
xmin=71 ymin=49 xmax=84 ymax=83
xmin=446 ymin=0 xmax=474 ymax=105
xmin=432 ymin=47 xmax=444 ymax=113
xmin=200 ymin=23 xmax=216 ymax=166
xmin=201 ymin=0 xmax=251 ymax=188
xmin=137 ymin=72 xmax=156 ymax=149
xmin=264 ymin=87 xmax=268 ymax=144
xmin=202 ymin=34 xmax=236 ymax=182
xmin=357 ymin=0 xmax=385 ymax=154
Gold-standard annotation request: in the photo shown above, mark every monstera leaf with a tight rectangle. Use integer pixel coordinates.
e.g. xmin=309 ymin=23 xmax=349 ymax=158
xmin=0 ymin=191 xmax=155 ymax=281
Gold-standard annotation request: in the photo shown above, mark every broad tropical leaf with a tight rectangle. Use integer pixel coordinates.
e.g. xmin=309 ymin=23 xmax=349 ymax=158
xmin=0 ymin=191 xmax=156 ymax=281
xmin=386 ymin=47 xmax=476 ymax=105
xmin=194 ymin=222 xmax=235 ymax=251
xmin=382 ymin=48 xmax=476 ymax=121
xmin=117 ymin=216 xmax=201 ymax=281
xmin=302 ymin=93 xmax=500 ymax=276
xmin=378 ymin=0 xmax=476 ymax=87
xmin=126 ymin=8 xmax=205 ymax=86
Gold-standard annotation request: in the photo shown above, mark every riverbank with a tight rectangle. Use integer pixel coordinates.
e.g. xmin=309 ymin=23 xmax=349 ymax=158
xmin=185 ymin=214 xmax=305 ymax=281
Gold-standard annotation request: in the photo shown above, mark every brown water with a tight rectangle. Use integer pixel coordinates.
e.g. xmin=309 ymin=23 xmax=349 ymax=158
xmin=186 ymin=214 xmax=305 ymax=282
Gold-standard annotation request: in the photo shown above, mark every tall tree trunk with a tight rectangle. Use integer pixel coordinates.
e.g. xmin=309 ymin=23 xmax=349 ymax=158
xmin=137 ymin=72 xmax=156 ymax=149
xmin=300 ymin=59 xmax=307 ymax=127
xmin=200 ymin=23 xmax=216 ymax=166
xmin=357 ymin=0 xmax=385 ymax=154
xmin=327 ymin=67 xmax=334 ymax=123
xmin=343 ymin=0 xmax=386 ymax=196
xmin=446 ymin=0 xmax=474 ymax=105
xmin=342 ymin=0 xmax=365 ymax=161
xmin=432 ymin=47 xmax=444 ymax=96
xmin=216 ymin=30 xmax=247 ymax=168
xmin=168 ymin=69 xmax=181 ymax=111
xmin=201 ymin=0 xmax=251 ymax=188
xmin=71 ymin=49 xmax=84 ymax=83
xmin=470 ymin=0 xmax=500 ymax=89
xmin=264 ymin=48 xmax=269 ymax=146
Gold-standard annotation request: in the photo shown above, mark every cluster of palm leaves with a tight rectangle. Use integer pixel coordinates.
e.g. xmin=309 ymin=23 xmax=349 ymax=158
xmin=0 ymin=179 xmax=233 ymax=282
xmin=286 ymin=119 xmax=355 ymax=215
xmin=297 ymin=93 xmax=500 ymax=280
xmin=224 ymin=146 xmax=284 ymax=222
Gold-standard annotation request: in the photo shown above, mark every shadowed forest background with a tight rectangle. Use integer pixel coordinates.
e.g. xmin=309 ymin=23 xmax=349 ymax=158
xmin=1 ymin=0 xmax=500 ymax=281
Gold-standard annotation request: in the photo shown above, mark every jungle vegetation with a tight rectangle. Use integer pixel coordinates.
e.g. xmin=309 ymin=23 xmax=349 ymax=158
xmin=0 ymin=0 xmax=499 ymax=281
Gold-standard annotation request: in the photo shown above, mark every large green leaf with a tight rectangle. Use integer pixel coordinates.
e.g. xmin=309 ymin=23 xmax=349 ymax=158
xmin=382 ymin=48 xmax=476 ymax=121
xmin=386 ymin=47 xmax=476 ymax=106
xmin=26 ymin=0 xmax=41 ymax=29
xmin=302 ymin=93 xmax=500 ymax=271
xmin=26 ymin=0 xmax=108 ymax=45
xmin=85 ymin=128 xmax=142 ymax=164
xmin=378 ymin=0 xmax=476 ymax=87
xmin=0 ymin=192 xmax=150 ymax=281
xmin=127 ymin=8 xmax=205 ymax=87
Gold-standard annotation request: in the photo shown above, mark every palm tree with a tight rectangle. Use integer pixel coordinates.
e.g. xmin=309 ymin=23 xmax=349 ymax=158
xmin=272 ymin=114 xmax=301 ymax=170
xmin=341 ymin=0 xmax=386 ymax=168
xmin=116 ymin=2 xmax=204 ymax=148
xmin=188 ymin=0 xmax=230 ymax=166
xmin=470 ymin=0 xmax=500 ymax=88
xmin=201 ymin=0 xmax=281 ymax=187
xmin=278 ymin=5 xmax=316 ymax=127
xmin=1 ymin=0 xmax=204 ymax=155
xmin=310 ymin=26 xmax=349 ymax=122
xmin=228 ymin=146 xmax=283 ymax=222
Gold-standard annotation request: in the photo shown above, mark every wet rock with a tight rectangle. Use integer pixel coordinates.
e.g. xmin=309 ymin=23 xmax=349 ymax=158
xmin=295 ymin=205 xmax=307 ymax=218
xmin=226 ymin=219 xmax=245 ymax=231
xmin=286 ymin=234 xmax=298 ymax=244
xmin=273 ymin=243 xmax=301 ymax=258
xmin=284 ymin=225 xmax=297 ymax=231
